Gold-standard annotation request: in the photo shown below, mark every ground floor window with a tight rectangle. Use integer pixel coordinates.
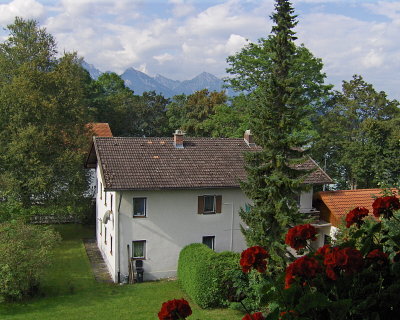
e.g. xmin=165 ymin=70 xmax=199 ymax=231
xmin=110 ymin=235 xmax=113 ymax=255
xmin=202 ymin=236 xmax=215 ymax=250
xmin=132 ymin=240 xmax=146 ymax=259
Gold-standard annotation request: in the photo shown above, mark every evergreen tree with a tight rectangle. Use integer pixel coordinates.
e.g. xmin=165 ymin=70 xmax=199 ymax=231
xmin=237 ymin=0 xmax=312 ymax=268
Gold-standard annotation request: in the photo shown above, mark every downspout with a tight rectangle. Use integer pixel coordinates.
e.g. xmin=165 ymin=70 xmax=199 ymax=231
xmin=117 ymin=191 xmax=123 ymax=283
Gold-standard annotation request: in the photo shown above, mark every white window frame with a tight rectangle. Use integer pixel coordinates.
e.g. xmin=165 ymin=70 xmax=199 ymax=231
xmin=133 ymin=197 xmax=147 ymax=217
xmin=132 ymin=240 xmax=146 ymax=259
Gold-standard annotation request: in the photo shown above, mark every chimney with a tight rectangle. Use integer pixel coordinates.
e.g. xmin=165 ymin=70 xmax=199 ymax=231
xmin=244 ymin=130 xmax=255 ymax=147
xmin=173 ymin=129 xmax=185 ymax=149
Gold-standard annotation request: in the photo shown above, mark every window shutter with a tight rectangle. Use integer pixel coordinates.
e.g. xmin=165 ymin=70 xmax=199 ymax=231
xmin=198 ymin=196 xmax=204 ymax=214
xmin=216 ymin=195 xmax=222 ymax=213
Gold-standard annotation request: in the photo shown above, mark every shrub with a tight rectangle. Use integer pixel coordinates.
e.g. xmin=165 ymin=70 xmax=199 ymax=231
xmin=177 ymin=243 xmax=240 ymax=308
xmin=0 ymin=220 xmax=60 ymax=301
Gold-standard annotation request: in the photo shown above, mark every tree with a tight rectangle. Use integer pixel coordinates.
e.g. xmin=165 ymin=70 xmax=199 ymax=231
xmin=312 ymin=75 xmax=400 ymax=189
xmin=0 ymin=18 xmax=91 ymax=211
xmin=91 ymin=72 xmax=138 ymax=136
xmin=232 ymin=0 xmax=318 ymax=269
xmin=166 ymin=89 xmax=228 ymax=136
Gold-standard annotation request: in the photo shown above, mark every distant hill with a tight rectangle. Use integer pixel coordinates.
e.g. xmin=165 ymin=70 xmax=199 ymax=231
xmin=81 ymin=61 xmax=234 ymax=98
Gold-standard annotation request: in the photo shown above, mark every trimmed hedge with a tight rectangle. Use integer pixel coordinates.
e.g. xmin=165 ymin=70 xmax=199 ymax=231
xmin=177 ymin=243 xmax=241 ymax=308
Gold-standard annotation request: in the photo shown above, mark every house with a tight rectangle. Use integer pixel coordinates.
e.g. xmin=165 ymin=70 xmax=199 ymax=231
xmin=85 ymin=123 xmax=113 ymax=197
xmin=313 ymin=188 xmax=396 ymax=244
xmin=85 ymin=130 xmax=332 ymax=282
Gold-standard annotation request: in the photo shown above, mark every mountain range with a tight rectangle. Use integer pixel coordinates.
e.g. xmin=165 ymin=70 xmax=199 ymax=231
xmin=81 ymin=61 xmax=234 ymax=98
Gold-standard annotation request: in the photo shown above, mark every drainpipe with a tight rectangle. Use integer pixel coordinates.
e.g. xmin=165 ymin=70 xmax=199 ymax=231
xmin=223 ymin=202 xmax=235 ymax=251
xmin=117 ymin=192 xmax=123 ymax=283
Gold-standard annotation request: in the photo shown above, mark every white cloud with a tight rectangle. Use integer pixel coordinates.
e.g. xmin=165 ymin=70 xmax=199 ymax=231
xmin=0 ymin=0 xmax=45 ymax=25
xmin=169 ymin=0 xmax=195 ymax=17
xmin=153 ymin=53 xmax=174 ymax=64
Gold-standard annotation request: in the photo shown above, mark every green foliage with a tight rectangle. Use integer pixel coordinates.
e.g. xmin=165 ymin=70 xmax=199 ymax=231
xmin=166 ymin=89 xmax=230 ymax=136
xmin=0 ymin=18 xmax=91 ymax=212
xmin=0 ymin=220 xmax=60 ymax=301
xmin=311 ymin=75 xmax=400 ymax=189
xmin=177 ymin=243 xmax=240 ymax=308
xmin=231 ymin=0 xmax=319 ymax=270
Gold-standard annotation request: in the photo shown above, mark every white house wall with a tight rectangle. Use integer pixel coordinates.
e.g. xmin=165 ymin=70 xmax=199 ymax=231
xmin=95 ymin=164 xmax=117 ymax=281
xmin=116 ymin=188 xmax=249 ymax=281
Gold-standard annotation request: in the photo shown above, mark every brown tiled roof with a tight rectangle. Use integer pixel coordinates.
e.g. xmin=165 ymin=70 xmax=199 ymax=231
xmin=314 ymin=189 xmax=398 ymax=227
xmin=86 ymin=123 xmax=113 ymax=137
xmin=87 ymin=137 xmax=332 ymax=191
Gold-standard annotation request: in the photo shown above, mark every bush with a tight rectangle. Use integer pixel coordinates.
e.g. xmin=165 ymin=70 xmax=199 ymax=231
xmin=0 ymin=220 xmax=60 ymax=301
xmin=177 ymin=243 xmax=240 ymax=308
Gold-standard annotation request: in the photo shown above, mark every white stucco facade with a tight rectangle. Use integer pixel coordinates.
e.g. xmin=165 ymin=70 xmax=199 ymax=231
xmin=95 ymin=164 xmax=318 ymax=282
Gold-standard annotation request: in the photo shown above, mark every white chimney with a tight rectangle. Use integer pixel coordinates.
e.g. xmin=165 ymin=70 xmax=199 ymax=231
xmin=244 ymin=130 xmax=255 ymax=147
xmin=173 ymin=130 xmax=185 ymax=149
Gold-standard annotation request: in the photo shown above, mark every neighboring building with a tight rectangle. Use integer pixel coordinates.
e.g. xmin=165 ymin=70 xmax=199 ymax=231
xmin=85 ymin=130 xmax=332 ymax=282
xmin=86 ymin=123 xmax=113 ymax=197
xmin=313 ymin=188 xmax=393 ymax=245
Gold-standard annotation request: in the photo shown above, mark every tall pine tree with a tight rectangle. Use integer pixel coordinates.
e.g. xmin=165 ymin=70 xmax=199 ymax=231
xmin=239 ymin=0 xmax=312 ymax=269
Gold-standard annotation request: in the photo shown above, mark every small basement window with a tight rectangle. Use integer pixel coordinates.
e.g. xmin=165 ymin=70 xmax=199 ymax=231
xmin=133 ymin=198 xmax=147 ymax=217
xmin=132 ymin=240 xmax=146 ymax=259
xmin=202 ymin=236 xmax=215 ymax=250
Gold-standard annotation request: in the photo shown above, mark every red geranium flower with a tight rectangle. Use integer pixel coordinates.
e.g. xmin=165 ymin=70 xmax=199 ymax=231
xmin=279 ymin=310 xmax=298 ymax=319
xmin=315 ymin=244 xmax=331 ymax=257
xmin=285 ymin=224 xmax=318 ymax=250
xmin=158 ymin=299 xmax=192 ymax=320
xmin=324 ymin=247 xmax=364 ymax=280
xmin=285 ymin=256 xmax=322 ymax=289
xmin=345 ymin=207 xmax=369 ymax=228
xmin=242 ymin=312 xmax=265 ymax=320
xmin=372 ymin=196 xmax=400 ymax=219
xmin=240 ymin=246 xmax=269 ymax=273
xmin=366 ymin=249 xmax=389 ymax=267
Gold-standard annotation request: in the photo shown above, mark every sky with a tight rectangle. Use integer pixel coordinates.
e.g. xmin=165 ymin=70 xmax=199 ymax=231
xmin=0 ymin=0 xmax=399 ymax=100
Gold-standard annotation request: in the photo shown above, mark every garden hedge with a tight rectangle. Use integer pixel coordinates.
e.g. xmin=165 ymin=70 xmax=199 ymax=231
xmin=177 ymin=243 xmax=241 ymax=308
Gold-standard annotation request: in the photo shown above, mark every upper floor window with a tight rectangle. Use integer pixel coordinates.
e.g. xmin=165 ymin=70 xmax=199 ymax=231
xmin=100 ymin=182 xmax=103 ymax=200
xmin=198 ymin=195 xmax=222 ymax=214
xmin=133 ymin=198 xmax=147 ymax=217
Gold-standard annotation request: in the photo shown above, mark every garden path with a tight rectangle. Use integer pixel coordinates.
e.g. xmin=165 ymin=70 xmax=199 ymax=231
xmin=83 ymin=238 xmax=113 ymax=283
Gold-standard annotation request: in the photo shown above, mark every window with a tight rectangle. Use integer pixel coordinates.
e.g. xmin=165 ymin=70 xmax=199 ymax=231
xmin=202 ymin=236 xmax=215 ymax=250
xmin=110 ymin=235 xmax=113 ymax=255
xmin=133 ymin=198 xmax=147 ymax=217
xmin=132 ymin=240 xmax=146 ymax=259
xmin=110 ymin=194 xmax=113 ymax=211
xmin=198 ymin=195 xmax=222 ymax=214
xmin=99 ymin=219 xmax=102 ymax=236
xmin=100 ymin=182 xmax=102 ymax=200
xmin=104 ymin=191 xmax=107 ymax=206
xmin=104 ymin=227 xmax=107 ymax=244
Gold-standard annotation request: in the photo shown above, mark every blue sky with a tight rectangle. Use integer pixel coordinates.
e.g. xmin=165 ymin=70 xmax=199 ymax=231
xmin=0 ymin=0 xmax=399 ymax=100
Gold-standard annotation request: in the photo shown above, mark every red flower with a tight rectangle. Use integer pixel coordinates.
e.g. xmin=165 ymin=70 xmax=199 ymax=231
xmin=315 ymin=244 xmax=331 ymax=257
xmin=345 ymin=207 xmax=369 ymax=228
xmin=240 ymin=246 xmax=269 ymax=273
xmin=279 ymin=310 xmax=298 ymax=319
xmin=285 ymin=256 xmax=322 ymax=289
xmin=242 ymin=312 xmax=265 ymax=320
xmin=366 ymin=249 xmax=389 ymax=267
xmin=158 ymin=299 xmax=192 ymax=320
xmin=285 ymin=224 xmax=318 ymax=250
xmin=372 ymin=196 xmax=400 ymax=219
xmin=324 ymin=247 xmax=364 ymax=280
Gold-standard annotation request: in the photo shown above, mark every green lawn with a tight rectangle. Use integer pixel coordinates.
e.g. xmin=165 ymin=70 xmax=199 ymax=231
xmin=0 ymin=224 xmax=244 ymax=320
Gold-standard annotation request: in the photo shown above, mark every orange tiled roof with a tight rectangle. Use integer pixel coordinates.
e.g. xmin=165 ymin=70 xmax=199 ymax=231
xmin=86 ymin=123 xmax=113 ymax=137
xmin=314 ymin=188 xmax=398 ymax=227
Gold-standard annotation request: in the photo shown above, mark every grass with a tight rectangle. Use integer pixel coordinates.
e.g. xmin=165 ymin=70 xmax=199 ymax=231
xmin=0 ymin=224 xmax=244 ymax=320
